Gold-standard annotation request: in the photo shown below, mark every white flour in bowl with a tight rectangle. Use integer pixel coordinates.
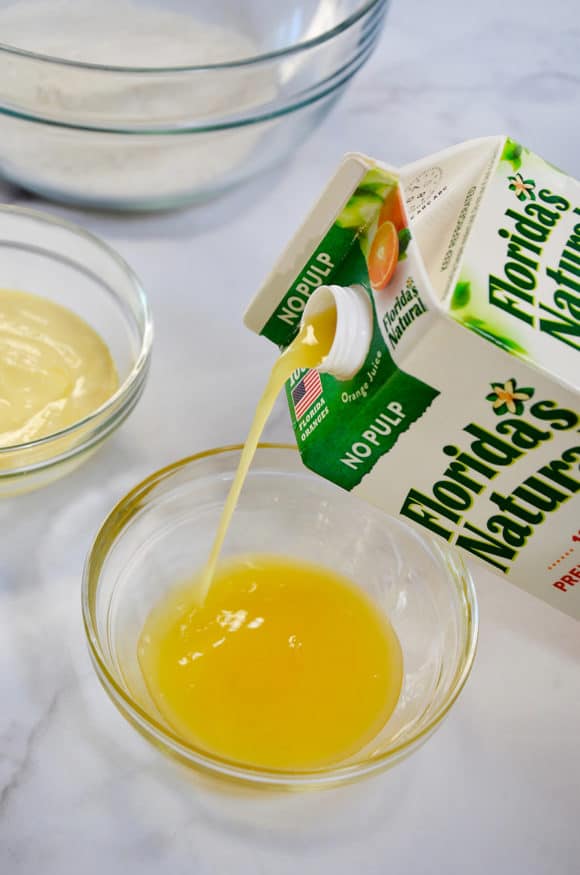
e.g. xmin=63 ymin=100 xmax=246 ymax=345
xmin=0 ymin=0 xmax=280 ymax=205
xmin=0 ymin=0 xmax=263 ymax=64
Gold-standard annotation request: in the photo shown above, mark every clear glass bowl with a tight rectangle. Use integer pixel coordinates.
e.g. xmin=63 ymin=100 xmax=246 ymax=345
xmin=0 ymin=0 xmax=389 ymax=210
xmin=0 ymin=206 xmax=152 ymax=496
xmin=83 ymin=444 xmax=478 ymax=790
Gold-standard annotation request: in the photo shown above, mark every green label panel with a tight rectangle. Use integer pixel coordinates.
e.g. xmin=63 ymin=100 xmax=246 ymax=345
xmin=289 ymin=367 xmax=439 ymax=491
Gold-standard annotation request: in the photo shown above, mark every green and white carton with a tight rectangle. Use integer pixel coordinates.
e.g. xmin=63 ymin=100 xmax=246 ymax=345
xmin=245 ymin=136 xmax=580 ymax=619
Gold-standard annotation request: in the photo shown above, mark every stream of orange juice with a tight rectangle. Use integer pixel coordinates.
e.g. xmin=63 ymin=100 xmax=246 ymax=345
xmin=198 ymin=304 xmax=338 ymax=599
xmin=138 ymin=305 xmax=404 ymax=770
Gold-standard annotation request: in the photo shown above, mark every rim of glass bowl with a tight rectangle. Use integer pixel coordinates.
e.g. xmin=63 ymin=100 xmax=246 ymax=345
xmin=82 ymin=443 xmax=479 ymax=789
xmin=0 ymin=1 xmax=387 ymax=135
xmin=0 ymin=0 xmax=386 ymax=72
xmin=0 ymin=205 xmax=153 ymax=477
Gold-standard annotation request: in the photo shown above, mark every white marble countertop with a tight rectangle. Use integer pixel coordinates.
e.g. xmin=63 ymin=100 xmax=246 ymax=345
xmin=1 ymin=0 xmax=579 ymax=872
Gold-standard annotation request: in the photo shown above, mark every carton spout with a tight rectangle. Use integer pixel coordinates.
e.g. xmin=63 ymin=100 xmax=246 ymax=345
xmin=302 ymin=284 xmax=373 ymax=380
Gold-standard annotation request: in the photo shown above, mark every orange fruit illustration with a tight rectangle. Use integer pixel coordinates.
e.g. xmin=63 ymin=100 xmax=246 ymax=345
xmin=367 ymin=220 xmax=399 ymax=290
xmin=378 ymin=186 xmax=407 ymax=232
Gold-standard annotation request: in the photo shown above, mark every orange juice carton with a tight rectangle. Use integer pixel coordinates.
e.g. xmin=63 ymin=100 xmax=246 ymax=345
xmin=245 ymin=137 xmax=580 ymax=618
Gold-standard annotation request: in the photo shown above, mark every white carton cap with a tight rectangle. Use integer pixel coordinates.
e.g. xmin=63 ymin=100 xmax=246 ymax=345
xmin=302 ymin=284 xmax=373 ymax=380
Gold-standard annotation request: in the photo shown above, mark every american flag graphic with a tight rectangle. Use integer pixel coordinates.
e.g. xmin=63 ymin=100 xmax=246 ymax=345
xmin=291 ymin=369 xmax=323 ymax=420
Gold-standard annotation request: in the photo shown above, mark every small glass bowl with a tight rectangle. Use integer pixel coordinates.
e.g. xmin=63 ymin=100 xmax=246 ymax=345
xmin=0 ymin=205 xmax=152 ymax=496
xmin=83 ymin=444 xmax=478 ymax=790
